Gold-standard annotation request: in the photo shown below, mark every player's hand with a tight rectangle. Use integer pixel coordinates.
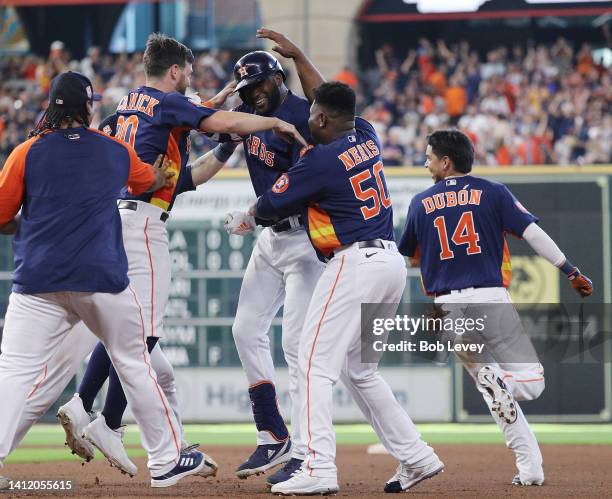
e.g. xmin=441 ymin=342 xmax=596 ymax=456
xmin=153 ymin=154 xmax=176 ymax=188
xmin=256 ymin=28 xmax=303 ymax=59
xmin=224 ymin=211 xmax=256 ymax=236
xmin=273 ymin=118 xmax=308 ymax=146
xmin=207 ymin=80 xmax=238 ymax=109
xmin=568 ymin=268 xmax=593 ymax=298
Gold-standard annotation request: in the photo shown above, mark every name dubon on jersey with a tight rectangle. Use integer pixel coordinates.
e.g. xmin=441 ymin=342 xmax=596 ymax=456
xmin=399 ymin=175 xmax=538 ymax=294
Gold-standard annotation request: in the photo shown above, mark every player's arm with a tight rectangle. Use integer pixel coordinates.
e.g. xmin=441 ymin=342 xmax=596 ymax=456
xmin=398 ymin=198 xmax=421 ymax=267
xmin=251 ymin=148 xmax=322 ymax=220
xmin=257 ymin=28 xmax=325 ymax=103
xmin=499 ymin=184 xmax=592 ymax=297
xmin=0 ymin=140 xmax=30 ymax=235
xmin=163 ymin=92 xmax=307 ymax=146
xmin=521 ymin=223 xmax=592 ymax=297
xmin=125 ymin=147 xmax=175 ymax=195
xmin=202 ymin=80 xmax=238 ymax=109
xmin=201 ymin=111 xmax=307 ymax=146
xmin=190 ymin=142 xmax=237 ymax=186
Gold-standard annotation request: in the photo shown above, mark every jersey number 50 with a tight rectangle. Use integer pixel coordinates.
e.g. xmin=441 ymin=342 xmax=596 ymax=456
xmin=116 ymin=115 xmax=139 ymax=148
xmin=433 ymin=211 xmax=481 ymax=260
xmin=349 ymin=161 xmax=392 ymax=220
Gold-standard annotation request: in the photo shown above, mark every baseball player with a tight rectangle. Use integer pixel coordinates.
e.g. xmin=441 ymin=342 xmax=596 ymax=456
xmin=2 ymin=88 xmax=246 ymax=468
xmin=219 ymin=39 xmax=327 ymax=482
xmin=54 ymin=34 xmax=306 ymax=476
xmin=398 ymin=129 xmax=593 ymax=486
xmin=0 ymin=71 xmax=212 ymax=488
xmin=251 ymin=82 xmax=443 ymax=495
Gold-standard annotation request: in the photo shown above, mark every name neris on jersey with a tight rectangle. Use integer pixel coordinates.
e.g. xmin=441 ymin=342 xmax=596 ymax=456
xmin=337 ymin=139 xmax=380 ymax=169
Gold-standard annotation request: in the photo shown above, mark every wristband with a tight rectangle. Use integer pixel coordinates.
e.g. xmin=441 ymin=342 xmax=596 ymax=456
xmin=213 ymin=142 xmax=237 ymax=163
xmin=559 ymin=259 xmax=576 ymax=276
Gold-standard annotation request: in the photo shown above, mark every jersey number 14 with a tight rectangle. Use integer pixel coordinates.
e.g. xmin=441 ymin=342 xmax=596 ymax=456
xmin=433 ymin=211 xmax=482 ymax=260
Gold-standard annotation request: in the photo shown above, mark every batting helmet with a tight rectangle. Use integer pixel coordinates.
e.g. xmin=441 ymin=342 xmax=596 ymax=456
xmin=233 ymin=51 xmax=286 ymax=92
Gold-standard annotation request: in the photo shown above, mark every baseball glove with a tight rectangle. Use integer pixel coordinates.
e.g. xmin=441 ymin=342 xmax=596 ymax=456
xmin=568 ymin=268 xmax=593 ymax=297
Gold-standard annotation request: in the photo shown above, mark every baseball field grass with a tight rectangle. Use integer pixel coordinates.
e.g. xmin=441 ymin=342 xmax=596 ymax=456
xmin=7 ymin=423 xmax=612 ymax=464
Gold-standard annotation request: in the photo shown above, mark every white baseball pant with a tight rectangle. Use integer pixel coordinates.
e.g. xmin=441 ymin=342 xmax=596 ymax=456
xmin=11 ymin=324 xmax=178 ymax=453
xmin=10 ymin=201 xmax=181 ymax=451
xmin=0 ymin=288 xmax=181 ymax=475
xmin=118 ymin=203 xmax=182 ymax=435
xmin=435 ymin=286 xmax=544 ymax=479
xmin=10 ymin=322 xmax=97 ymax=452
xmin=232 ymin=226 xmax=324 ymax=455
xmin=299 ymin=242 xmax=435 ymax=477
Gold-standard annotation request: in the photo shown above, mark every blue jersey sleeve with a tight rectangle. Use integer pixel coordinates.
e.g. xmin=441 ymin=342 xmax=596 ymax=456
xmin=398 ymin=197 xmax=420 ymax=257
xmin=161 ymin=93 xmax=217 ymax=130
xmin=256 ymin=148 xmax=324 ymax=219
xmin=98 ymin=114 xmax=118 ymax=135
xmin=176 ymin=164 xmax=196 ymax=195
xmin=498 ymin=185 xmax=538 ymax=236
xmin=290 ymin=119 xmax=311 ymax=165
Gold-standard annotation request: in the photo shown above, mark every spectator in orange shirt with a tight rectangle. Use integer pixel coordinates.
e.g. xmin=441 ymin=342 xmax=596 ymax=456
xmin=445 ymin=74 xmax=467 ymax=122
xmin=427 ymin=64 xmax=447 ymax=95
xmin=334 ymin=66 xmax=358 ymax=88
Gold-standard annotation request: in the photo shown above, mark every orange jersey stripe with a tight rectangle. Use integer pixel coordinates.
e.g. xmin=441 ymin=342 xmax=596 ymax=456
xmin=501 ymin=239 xmax=512 ymax=287
xmin=307 ymin=205 xmax=341 ymax=256
xmin=149 ymin=127 xmax=185 ymax=211
xmin=0 ymin=135 xmax=40 ymax=224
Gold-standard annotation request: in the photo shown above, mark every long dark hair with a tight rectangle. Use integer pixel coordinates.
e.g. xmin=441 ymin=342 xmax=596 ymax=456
xmin=29 ymin=102 xmax=90 ymax=138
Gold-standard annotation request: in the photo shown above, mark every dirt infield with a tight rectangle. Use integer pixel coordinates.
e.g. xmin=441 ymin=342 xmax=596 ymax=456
xmin=3 ymin=444 xmax=611 ymax=498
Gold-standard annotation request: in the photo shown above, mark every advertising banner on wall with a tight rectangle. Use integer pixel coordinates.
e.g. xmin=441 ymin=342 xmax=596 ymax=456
xmin=124 ymin=367 xmax=453 ymax=423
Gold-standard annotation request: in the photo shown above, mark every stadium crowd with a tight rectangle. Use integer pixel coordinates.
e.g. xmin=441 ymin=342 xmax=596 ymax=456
xmin=0 ymin=37 xmax=610 ymax=167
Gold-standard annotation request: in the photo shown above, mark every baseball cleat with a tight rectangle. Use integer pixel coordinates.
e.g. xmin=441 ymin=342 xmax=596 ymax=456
xmin=235 ymin=439 xmax=291 ymax=478
xmin=82 ymin=414 xmax=137 ymax=477
xmin=151 ymin=449 xmax=218 ymax=488
xmin=384 ymin=456 xmax=444 ymax=493
xmin=477 ymin=366 xmax=517 ymax=424
xmin=182 ymin=442 xmax=201 ymax=453
xmin=512 ymin=474 xmax=544 ymax=486
xmin=57 ymin=393 xmax=95 ymax=462
xmin=267 ymin=458 xmax=304 ymax=487
xmin=270 ymin=468 xmax=339 ymax=495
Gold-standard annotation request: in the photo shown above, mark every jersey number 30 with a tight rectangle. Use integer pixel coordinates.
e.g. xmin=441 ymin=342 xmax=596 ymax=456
xmin=349 ymin=161 xmax=392 ymax=220
xmin=116 ymin=115 xmax=139 ymax=147
xmin=433 ymin=211 xmax=481 ymax=260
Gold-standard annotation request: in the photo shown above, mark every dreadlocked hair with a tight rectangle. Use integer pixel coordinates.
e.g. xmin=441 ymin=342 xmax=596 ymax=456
xmin=29 ymin=102 xmax=91 ymax=138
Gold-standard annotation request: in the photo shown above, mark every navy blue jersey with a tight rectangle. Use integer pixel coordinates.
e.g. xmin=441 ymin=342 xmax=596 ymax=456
xmin=257 ymin=118 xmax=394 ymax=260
xmin=398 ymin=175 xmax=538 ymax=294
xmin=0 ymin=128 xmax=156 ymax=294
xmin=115 ymin=86 xmax=216 ymax=211
xmin=236 ymin=91 xmax=311 ymax=197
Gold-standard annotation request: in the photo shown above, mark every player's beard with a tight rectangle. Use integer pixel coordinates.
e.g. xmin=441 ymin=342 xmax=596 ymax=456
xmin=176 ymin=73 xmax=189 ymax=95
xmin=250 ymin=85 xmax=281 ymax=116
